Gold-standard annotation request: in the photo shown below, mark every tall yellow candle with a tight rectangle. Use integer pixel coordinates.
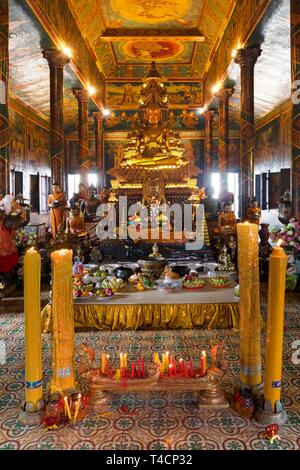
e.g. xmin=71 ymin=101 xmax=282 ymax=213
xmin=263 ymin=243 xmax=287 ymax=411
xmin=24 ymin=248 xmax=43 ymax=410
xmin=51 ymin=249 xmax=75 ymax=393
xmin=237 ymin=222 xmax=262 ymax=388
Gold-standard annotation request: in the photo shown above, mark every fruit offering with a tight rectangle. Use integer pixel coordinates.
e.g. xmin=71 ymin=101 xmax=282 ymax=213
xmin=95 ymin=287 xmax=114 ymax=298
xmin=183 ymin=273 xmax=205 ymax=289
xmin=208 ymin=276 xmax=231 ymax=288
xmin=101 ymin=277 xmax=124 ymax=292
xmin=73 ymin=281 xmax=94 ymax=298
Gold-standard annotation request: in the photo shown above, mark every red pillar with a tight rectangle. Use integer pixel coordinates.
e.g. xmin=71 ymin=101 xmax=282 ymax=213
xmin=73 ymin=88 xmax=89 ymax=186
xmin=43 ymin=49 xmax=70 ymax=189
xmin=234 ymin=46 xmax=262 ymax=219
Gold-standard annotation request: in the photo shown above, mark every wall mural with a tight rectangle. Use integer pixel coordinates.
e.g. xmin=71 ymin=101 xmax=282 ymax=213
xmin=113 ymin=40 xmax=194 ymax=64
xmin=106 ymin=81 xmax=202 ymax=107
xmin=10 ymin=106 xmax=51 ymax=173
xmin=103 ymin=108 xmax=202 ymax=131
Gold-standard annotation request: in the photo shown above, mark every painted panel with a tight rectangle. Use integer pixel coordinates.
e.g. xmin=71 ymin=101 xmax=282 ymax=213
xmin=10 ymin=109 xmax=26 ymax=164
xmin=106 ymin=81 xmax=202 ymax=107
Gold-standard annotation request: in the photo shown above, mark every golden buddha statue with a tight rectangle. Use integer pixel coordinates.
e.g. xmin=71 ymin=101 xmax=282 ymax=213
xmin=247 ymin=197 xmax=261 ymax=225
xmin=121 ymin=62 xmax=186 ymax=170
xmin=214 ymin=202 xmax=237 ymax=234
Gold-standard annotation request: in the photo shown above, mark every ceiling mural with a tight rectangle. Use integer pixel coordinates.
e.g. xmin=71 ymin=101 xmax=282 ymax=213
xmin=67 ymin=0 xmax=236 ymax=79
xmin=113 ymin=40 xmax=194 ymax=64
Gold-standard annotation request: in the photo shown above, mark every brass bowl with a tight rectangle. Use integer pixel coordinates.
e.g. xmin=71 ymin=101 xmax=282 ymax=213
xmin=138 ymin=258 xmax=167 ymax=279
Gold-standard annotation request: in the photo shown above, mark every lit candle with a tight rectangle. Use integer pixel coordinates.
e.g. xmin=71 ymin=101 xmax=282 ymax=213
xmin=200 ymin=351 xmax=207 ymax=376
xmin=51 ymin=249 xmax=75 ymax=392
xmin=237 ymin=222 xmax=262 ymax=388
xmin=169 ymin=364 xmax=173 ymax=377
xmin=73 ymin=393 xmax=81 ymax=424
xmin=106 ymin=354 xmax=110 ymax=373
xmin=101 ymin=352 xmax=106 ymax=374
xmin=189 ymin=360 xmax=193 ymax=378
xmin=123 ymin=353 xmax=128 ymax=368
xmin=24 ymin=248 xmax=43 ymax=410
xmin=184 ymin=364 xmax=189 ymax=378
xmin=138 ymin=356 xmax=141 ymax=379
xmin=114 ymin=369 xmax=121 ymax=380
xmin=120 ymin=353 xmax=123 ymax=370
xmin=64 ymin=396 xmax=71 ymax=420
xmin=131 ymin=362 xmax=136 ymax=379
xmin=263 ymin=242 xmax=287 ymax=412
xmin=153 ymin=352 xmax=159 ymax=364
xmin=178 ymin=358 xmax=183 ymax=376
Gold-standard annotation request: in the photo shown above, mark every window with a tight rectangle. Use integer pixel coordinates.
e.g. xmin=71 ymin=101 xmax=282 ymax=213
xmin=68 ymin=173 xmax=80 ymax=202
xmin=40 ymin=175 xmax=49 ymax=213
xmin=211 ymin=172 xmax=239 ymax=217
xmin=88 ymin=173 xmax=98 ymax=187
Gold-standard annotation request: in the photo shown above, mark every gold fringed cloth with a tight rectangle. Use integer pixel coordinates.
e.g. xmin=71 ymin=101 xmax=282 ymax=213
xmin=41 ymin=302 xmax=240 ymax=333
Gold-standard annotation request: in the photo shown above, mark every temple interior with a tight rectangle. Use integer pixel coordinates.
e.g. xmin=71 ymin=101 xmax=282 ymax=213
xmin=0 ymin=0 xmax=299 ymax=454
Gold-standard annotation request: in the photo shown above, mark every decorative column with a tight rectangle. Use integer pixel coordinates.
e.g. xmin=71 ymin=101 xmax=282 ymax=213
xmin=215 ymin=87 xmax=234 ymax=197
xmin=234 ymin=46 xmax=262 ymax=220
xmin=93 ymin=111 xmax=104 ymax=188
xmin=0 ymin=0 xmax=10 ymax=194
xmin=73 ymin=88 xmax=89 ymax=186
xmin=291 ymin=0 xmax=300 ymax=220
xmin=204 ymin=110 xmax=214 ymax=187
xmin=43 ymin=49 xmax=70 ymax=189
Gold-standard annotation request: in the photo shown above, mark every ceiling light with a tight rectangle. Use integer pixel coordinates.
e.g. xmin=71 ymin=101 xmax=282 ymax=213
xmin=212 ymin=83 xmax=221 ymax=94
xmin=87 ymin=85 xmax=96 ymax=96
xmin=61 ymin=44 xmax=72 ymax=59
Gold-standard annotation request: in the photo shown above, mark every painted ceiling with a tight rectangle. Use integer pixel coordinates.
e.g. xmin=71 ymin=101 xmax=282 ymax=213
xmin=66 ymin=0 xmax=236 ymax=79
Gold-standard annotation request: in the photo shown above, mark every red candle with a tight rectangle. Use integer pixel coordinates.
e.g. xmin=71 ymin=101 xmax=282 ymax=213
xmin=184 ymin=364 xmax=189 ymax=378
xmin=178 ymin=358 xmax=183 ymax=376
xmin=141 ymin=359 xmax=145 ymax=378
xmin=137 ymin=357 xmax=141 ymax=379
xmin=131 ymin=362 xmax=136 ymax=379
xmin=189 ymin=360 xmax=193 ymax=378
xmin=171 ymin=357 xmax=176 ymax=377
xmin=169 ymin=364 xmax=173 ymax=377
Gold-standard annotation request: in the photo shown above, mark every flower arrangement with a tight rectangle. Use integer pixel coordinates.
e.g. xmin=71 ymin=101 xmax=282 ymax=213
xmin=269 ymin=218 xmax=300 ymax=291
xmin=14 ymin=229 xmax=37 ymax=248
xmin=269 ymin=218 xmax=300 ymax=252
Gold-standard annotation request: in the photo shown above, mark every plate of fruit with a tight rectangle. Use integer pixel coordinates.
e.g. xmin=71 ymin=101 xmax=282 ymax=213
xmin=95 ymin=287 xmax=114 ymax=300
xmin=183 ymin=273 xmax=206 ymax=289
xmin=208 ymin=276 xmax=231 ymax=288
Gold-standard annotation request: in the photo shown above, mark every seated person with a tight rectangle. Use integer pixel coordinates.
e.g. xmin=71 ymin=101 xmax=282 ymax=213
xmin=247 ymin=197 xmax=261 ymax=225
xmin=214 ymin=201 xmax=237 ymax=234
xmin=65 ymin=206 xmax=88 ymax=237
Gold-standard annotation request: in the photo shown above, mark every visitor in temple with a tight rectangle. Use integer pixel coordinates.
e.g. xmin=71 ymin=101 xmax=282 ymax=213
xmin=65 ymin=206 xmax=87 ymax=237
xmin=215 ymin=201 xmax=237 ymax=233
xmin=80 ymin=185 xmax=101 ymax=222
xmin=70 ymin=183 xmax=88 ymax=208
xmin=48 ymin=182 xmax=68 ymax=238
xmin=247 ymin=197 xmax=262 ymax=225
xmin=0 ymin=210 xmax=22 ymax=292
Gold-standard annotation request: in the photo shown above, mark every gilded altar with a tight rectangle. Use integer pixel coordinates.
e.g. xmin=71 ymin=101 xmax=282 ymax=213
xmin=107 ymin=62 xmax=200 ymax=202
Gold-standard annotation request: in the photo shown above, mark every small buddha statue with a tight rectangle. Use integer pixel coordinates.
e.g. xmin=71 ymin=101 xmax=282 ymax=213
xmin=215 ymin=201 xmax=237 ymax=234
xmin=149 ymin=242 xmax=161 ymax=258
xmin=247 ymin=197 xmax=261 ymax=225
xmin=65 ymin=206 xmax=87 ymax=237
xmin=227 ymin=235 xmax=237 ymax=263
xmin=203 ymin=186 xmax=221 ymax=221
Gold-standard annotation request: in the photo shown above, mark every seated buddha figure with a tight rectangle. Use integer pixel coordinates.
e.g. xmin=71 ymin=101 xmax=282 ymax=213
xmin=65 ymin=206 xmax=87 ymax=237
xmin=247 ymin=197 xmax=261 ymax=225
xmin=214 ymin=202 xmax=237 ymax=234
xmin=122 ymin=107 xmax=185 ymax=169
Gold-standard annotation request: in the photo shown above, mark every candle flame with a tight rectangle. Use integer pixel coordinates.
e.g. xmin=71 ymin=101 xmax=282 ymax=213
xmin=179 ymin=358 xmax=183 ymax=362
xmin=64 ymin=396 xmax=68 ymax=401
xmin=276 ymin=239 xmax=283 ymax=247
xmin=78 ymin=393 xmax=81 ymax=399
xmin=106 ymin=354 xmax=110 ymax=358
xmin=201 ymin=350 xmax=206 ymax=356
xmin=166 ymin=351 xmax=169 ymax=356
xmin=27 ymin=247 xmax=37 ymax=253
xmin=169 ymin=364 xmax=172 ymax=368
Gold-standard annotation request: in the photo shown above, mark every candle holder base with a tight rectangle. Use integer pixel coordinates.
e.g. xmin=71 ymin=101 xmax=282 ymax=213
xmin=19 ymin=399 xmax=45 ymax=426
xmin=198 ymin=384 xmax=229 ymax=408
xmin=236 ymin=378 xmax=264 ymax=399
xmin=254 ymin=398 xmax=287 ymax=425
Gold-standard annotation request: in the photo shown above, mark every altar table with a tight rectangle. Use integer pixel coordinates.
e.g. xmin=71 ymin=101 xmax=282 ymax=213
xmin=41 ymin=286 xmax=240 ymax=332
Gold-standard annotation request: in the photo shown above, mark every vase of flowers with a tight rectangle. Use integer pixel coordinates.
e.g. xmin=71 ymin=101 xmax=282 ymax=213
xmin=269 ymin=218 xmax=300 ymax=291
xmin=14 ymin=229 xmax=38 ymax=252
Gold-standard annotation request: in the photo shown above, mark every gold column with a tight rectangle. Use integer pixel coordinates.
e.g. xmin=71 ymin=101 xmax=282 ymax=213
xmin=291 ymin=0 xmax=300 ymax=220
xmin=237 ymin=222 xmax=262 ymax=391
xmin=51 ymin=249 xmax=75 ymax=393
xmin=73 ymin=88 xmax=89 ymax=186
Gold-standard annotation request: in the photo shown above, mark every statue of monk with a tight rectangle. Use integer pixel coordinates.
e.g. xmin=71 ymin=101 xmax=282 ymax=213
xmin=215 ymin=202 xmax=236 ymax=234
xmin=247 ymin=197 xmax=261 ymax=225
xmin=48 ymin=183 xmax=67 ymax=238
xmin=65 ymin=206 xmax=87 ymax=237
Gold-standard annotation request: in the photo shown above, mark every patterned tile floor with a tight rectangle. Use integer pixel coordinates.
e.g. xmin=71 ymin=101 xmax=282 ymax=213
xmin=0 ymin=303 xmax=300 ymax=450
